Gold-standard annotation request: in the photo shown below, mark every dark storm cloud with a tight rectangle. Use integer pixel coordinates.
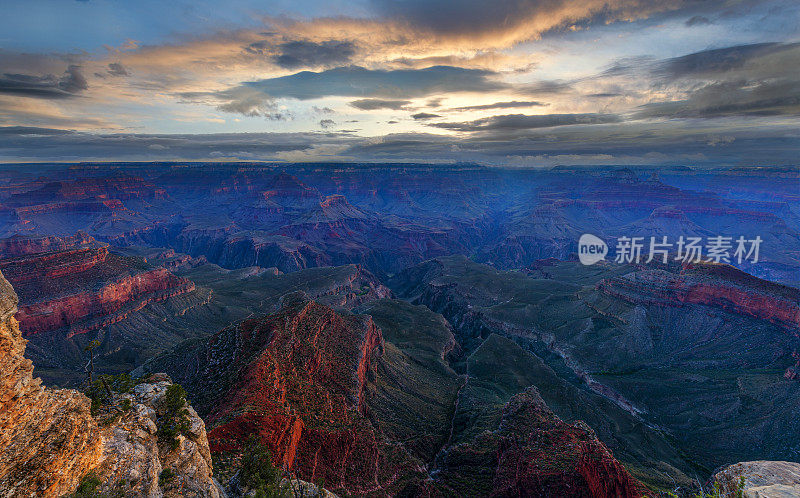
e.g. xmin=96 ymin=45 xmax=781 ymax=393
xmin=0 ymin=65 xmax=87 ymax=99
xmin=1 ymin=120 xmax=798 ymax=167
xmin=449 ymin=100 xmax=545 ymax=111
xmin=272 ymin=40 xmax=356 ymax=69
xmin=637 ymin=79 xmax=800 ymax=118
xmin=640 ymin=42 xmax=800 ymax=118
xmin=349 ymin=98 xmax=410 ymax=110
xmin=0 ymin=126 xmax=342 ymax=161
xmin=340 ymin=122 xmax=800 ymax=167
xmin=0 ymin=126 xmax=75 ymax=136
xmin=193 ymin=65 xmax=511 ymax=116
xmin=107 ymin=62 xmax=130 ymax=76
xmin=243 ymin=38 xmax=356 ymax=69
xmin=429 ymin=113 xmax=621 ymax=132
xmin=369 ymin=0 xmax=698 ymax=40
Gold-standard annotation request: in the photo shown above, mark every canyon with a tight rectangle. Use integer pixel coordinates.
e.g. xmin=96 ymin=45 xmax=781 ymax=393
xmin=0 ymin=162 xmax=797 ymax=496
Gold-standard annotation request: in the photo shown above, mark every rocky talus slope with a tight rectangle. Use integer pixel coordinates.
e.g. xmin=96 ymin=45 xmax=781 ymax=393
xmin=0 ymin=270 xmax=221 ymax=497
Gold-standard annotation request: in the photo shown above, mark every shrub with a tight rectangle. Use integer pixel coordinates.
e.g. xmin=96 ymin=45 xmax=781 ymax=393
xmin=84 ymin=373 xmax=138 ymax=416
xmin=159 ymin=468 xmax=175 ymax=487
xmin=239 ymin=436 xmax=289 ymax=498
xmin=69 ymin=472 xmax=102 ymax=497
xmin=157 ymin=384 xmax=191 ymax=450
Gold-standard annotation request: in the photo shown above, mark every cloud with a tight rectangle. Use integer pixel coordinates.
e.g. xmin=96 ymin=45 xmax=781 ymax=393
xmin=411 ymin=112 xmax=441 ymax=120
xmin=0 ymin=65 xmax=87 ymax=99
xmin=637 ymin=79 xmax=800 ymax=117
xmin=107 ymin=62 xmax=130 ymax=77
xmin=349 ymin=98 xmax=410 ymax=110
xmin=640 ymin=42 xmax=800 ymax=118
xmin=449 ymin=100 xmax=545 ymax=111
xmin=319 ymin=118 xmax=335 ymax=128
xmin=1 ymin=118 xmax=798 ymax=167
xmin=0 ymin=126 xmax=347 ymax=161
xmin=369 ymin=0 xmax=699 ymax=47
xmin=685 ymin=15 xmax=711 ymax=26
xmin=429 ymin=112 xmax=621 ymax=132
xmin=0 ymin=126 xmax=74 ymax=135
xmin=585 ymin=93 xmax=622 ymax=98
xmin=658 ymin=42 xmax=792 ymax=78
xmin=271 ymin=40 xmax=357 ymax=69
xmin=198 ymin=65 xmax=511 ymax=115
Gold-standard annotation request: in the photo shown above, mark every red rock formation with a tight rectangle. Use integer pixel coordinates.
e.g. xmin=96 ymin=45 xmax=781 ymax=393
xmin=206 ymin=298 xmax=421 ymax=494
xmin=435 ymin=388 xmax=646 ymax=498
xmin=0 ymin=231 xmax=96 ymax=258
xmin=0 ymin=270 xmax=222 ymax=497
xmin=16 ymin=268 xmax=195 ymax=338
xmin=0 ymin=236 xmax=108 ymax=283
xmin=0 ymin=271 xmax=103 ymax=496
xmin=598 ymin=265 xmax=800 ymax=332
xmin=5 ymin=176 xmax=166 ymax=205
xmin=0 ymin=232 xmax=195 ymax=338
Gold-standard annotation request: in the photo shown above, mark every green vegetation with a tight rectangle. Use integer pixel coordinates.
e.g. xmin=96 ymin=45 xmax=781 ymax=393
xmin=66 ymin=472 xmax=125 ymax=498
xmin=239 ymin=436 xmax=290 ymax=498
xmin=71 ymin=472 xmax=102 ymax=497
xmin=157 ymin=384 xmax=191 ymax=450
xmin=159 ymin=468 xmax=175 ymax=486
xmin=656 ymin=476 xmax=745 ymax=498
xmin=84 ymin=373 xmax=138 ymax=416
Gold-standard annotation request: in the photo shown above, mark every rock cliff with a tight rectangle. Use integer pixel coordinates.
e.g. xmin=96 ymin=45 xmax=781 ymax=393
xmin=429 ymin=387 xmax=646 ymax=497
xmin=0 ymin=271 xmax=220 ymax=497
xmin=0 ymin=272 xmax=102 ymax=496
xmin=598 ymin=264 xmax=800 ymax=332
xmin=0 ymin=233 xmax=195 ymax=339
xmin=204 ymin=296 xmax=421 ymax=495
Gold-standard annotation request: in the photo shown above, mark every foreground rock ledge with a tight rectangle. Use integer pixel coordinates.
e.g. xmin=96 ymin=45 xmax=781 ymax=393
xmin=711 ymin=461 xmax=800 ymax=498
xmin=0 ymin=270 xmax=221 ymax=497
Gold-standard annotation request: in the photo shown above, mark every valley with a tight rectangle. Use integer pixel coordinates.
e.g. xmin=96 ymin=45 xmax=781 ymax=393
xmin=0 ymin=162 xmax=798 ymax=496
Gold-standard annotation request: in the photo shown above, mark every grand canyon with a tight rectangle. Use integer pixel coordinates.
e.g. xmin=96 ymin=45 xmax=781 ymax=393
xmin=2 ymin=0 xmax=800 ymax=496
xmin=0 ymin=162 xmax=798 ymax=497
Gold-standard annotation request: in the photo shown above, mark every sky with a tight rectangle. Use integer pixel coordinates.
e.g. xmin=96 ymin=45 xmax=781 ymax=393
xmin=0 ymin=0 xmax=799 ymax=166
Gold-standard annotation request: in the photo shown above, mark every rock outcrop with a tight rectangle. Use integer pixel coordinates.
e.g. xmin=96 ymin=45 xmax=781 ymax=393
xmin=91 ymin=375 xmax=222 ymax=497
xmin=710 ymin=461 xmax=800 ymax=497
xmin=0 ymin=272 xmax=102 ymax=497
xmin=429 ymin=387 xmax=646 ymax=497
xmin=0 ymin=271 xmax=220 ymax=497
xmin=204 ymin=296 xmax=420 ymax=495
xmin=598 ymin=264 xmax=800 ymax=332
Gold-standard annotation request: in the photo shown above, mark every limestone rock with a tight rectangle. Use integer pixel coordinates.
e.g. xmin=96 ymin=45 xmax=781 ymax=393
xmin=94 ymin=378 xmax=222 ymax=497
xmin=0 ymin=271 xmax=103 ymax=497
xmin=711 ymin=461 xmax=800 ymax=498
